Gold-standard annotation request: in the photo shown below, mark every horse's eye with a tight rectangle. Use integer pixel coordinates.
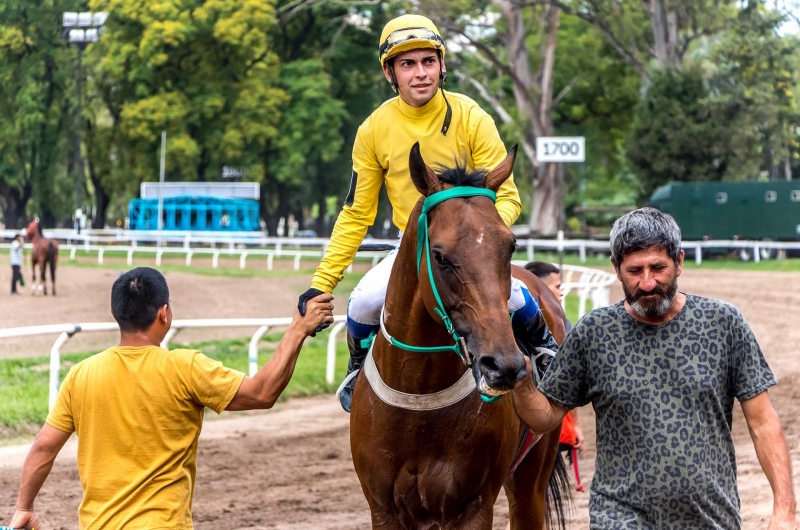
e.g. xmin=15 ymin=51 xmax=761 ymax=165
xmin=433 ymin=251 xmax=448 ymax=266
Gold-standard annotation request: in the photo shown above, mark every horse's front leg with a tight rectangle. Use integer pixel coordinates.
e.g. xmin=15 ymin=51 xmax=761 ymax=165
xmin=40 ymin=263 xmax=47 ymax=296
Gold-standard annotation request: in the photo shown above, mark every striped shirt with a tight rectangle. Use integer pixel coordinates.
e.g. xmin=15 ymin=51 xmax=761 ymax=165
xmin=10 ymin=240 xmax=22 ymax=266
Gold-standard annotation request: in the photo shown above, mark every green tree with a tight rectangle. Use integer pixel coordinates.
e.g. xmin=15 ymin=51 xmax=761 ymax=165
xmin=0 ymin=1 xmax=74 ymax=228
xmin=627 ymin=67 xmax=725 ymax=200
xmin=708 ymin=3 xmax=799 ymax=181
xmin=87 ymin=0 xmax=288 ymax=213
xmin=260 ymin=0 xmax=385 ymax=237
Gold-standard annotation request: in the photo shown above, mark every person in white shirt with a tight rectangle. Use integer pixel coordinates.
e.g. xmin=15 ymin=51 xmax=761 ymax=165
xmin=10 ymin=233 xmax=23 ymax=294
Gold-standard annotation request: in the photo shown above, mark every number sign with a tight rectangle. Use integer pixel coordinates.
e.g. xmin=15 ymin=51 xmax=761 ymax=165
xmin=535 ymin=137 xmax=585 ymax=163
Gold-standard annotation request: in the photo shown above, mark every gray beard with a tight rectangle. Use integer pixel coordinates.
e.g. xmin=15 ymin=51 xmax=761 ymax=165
xmin=630 ymin=293 xmax=674 ymax=317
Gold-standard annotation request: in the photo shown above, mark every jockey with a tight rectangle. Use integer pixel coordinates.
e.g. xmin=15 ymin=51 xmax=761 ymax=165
xmin=297 ymin=14 xmax=559 ymax=412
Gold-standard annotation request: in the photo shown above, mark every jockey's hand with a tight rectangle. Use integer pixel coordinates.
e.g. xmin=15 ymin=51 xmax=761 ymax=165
xmin=296 ymin=290 xmax=334 ymax=337
xmin=9 ymin=507 xmax=41 ymax=529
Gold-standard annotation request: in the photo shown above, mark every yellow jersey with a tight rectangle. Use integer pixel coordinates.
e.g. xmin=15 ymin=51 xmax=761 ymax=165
xmin=47 ymin=346 xmax=245 ymax=529
xmin=311 ymin=89 xmax=521 ymax=293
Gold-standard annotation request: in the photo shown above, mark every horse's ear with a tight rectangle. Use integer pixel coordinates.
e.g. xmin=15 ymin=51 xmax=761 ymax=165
xmin=485 ymin=145 xmax=517 ymax=192
xmin=409 ymin=142 xmax=443 ymax=196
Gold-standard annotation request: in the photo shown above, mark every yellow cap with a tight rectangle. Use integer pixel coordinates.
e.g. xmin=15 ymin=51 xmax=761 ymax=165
xmin=378 ymin=14 xmax=445 ymax=67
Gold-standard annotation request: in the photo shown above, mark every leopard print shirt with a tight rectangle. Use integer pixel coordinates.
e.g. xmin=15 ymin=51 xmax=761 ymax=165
xmin=539 ymin=294 xmax=776 ymax=529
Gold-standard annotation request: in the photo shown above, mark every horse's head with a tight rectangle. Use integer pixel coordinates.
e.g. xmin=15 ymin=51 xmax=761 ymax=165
xmin=25 ymin=220 xmax=39 ymax=240
xmin=408 ymin=143 xmax=526 ymax=397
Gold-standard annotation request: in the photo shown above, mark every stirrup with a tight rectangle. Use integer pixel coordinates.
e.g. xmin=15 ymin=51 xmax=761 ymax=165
xmin=532 ymin=347 xmax=556 ymax=386
xmin=336 ymin=369 xmax=360 ymax=400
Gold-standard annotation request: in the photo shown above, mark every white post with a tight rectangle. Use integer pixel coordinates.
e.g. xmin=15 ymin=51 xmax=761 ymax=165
xmin=695 ymin=244 xmax=702 ymax=265
xmin=526 ymin=240 xmax=533 ymax=262
xmin=157 ymin=131 xmax=166 ymax=246
xmin=70 ymin=247 xmax=77 ymax=260
xmin=98 ymin=248 xmax=104 ymax=265
xmin=156 ymin=249 xmax=164 ymax=266
xmin=754 ymin=244 xmax=760 ymax=263
xmin=49 ymin=331 xmax=72 ymax=412
xmin=579 ymin=244 xmax=586 ymax=263
xmin=185 ymin=251 xmax=193 ymax=266
xmin=248 ymin=326 xmax=270 ymax=377
xmin=294 ymin=254 xmax=301 ymax=271
xmin=161 ymin=328 xmax=178 ymax=349
xmin=267 ymin=253 xmax=274 ymax=271
xmin=326 ymin=322 xmax=347 ymax=385
xmin=239 ymin=252 xmax=248 ymax=270
xmin=127 ymin=249 xmax=134 ymax=266
xmin=212 ymin=251 xmax=220 ymax=269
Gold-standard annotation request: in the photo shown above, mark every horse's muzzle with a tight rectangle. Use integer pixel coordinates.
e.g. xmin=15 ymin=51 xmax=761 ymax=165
xmin=475 ymin=352 xmax=527 ymax=394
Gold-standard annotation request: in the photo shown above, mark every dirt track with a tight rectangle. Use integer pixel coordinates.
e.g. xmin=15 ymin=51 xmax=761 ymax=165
xmin=1 ymin=265 xmax=799 ymax=528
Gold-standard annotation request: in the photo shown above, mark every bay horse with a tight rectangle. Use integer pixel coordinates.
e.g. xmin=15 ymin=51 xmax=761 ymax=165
xmin=350 ymin=143 xmax=569 ymax=529
xmin=25 ymin=219 xmax=59 ymax=296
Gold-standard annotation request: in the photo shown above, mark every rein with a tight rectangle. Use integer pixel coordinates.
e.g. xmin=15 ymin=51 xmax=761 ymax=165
xmin=378 ymin=186 xmax=503 ymax=403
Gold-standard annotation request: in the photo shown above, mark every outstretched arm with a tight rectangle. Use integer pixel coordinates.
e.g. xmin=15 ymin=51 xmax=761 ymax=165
xmin=741 ymin=391 xmax=798 ymax=529
xmin=226 ymin=293 xmax=335 ymax=411
xmin=512 ymin=357 xmax=569 ymax=433
xmin=9 ymin=423 xmax=72 ymax=529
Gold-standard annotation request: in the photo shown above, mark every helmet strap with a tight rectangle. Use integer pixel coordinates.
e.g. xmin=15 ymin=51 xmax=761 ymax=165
xmin=388 ymin=66 xmax=399 ymax=93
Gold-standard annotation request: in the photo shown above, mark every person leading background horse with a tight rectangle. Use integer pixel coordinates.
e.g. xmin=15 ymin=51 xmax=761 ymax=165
xmin=25 ymin=219 xmax=58 ymax=296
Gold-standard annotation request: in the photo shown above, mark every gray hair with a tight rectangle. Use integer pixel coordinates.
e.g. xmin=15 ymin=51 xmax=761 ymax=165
xmin=609 ymin=207 xmax=682 ymax=266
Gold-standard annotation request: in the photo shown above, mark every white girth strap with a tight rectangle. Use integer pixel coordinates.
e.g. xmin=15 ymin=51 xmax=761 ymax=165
xmin=363 ymin=347 xmax=477 ymax=411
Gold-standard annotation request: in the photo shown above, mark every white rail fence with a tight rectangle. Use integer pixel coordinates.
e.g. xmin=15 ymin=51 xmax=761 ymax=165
xmin=513 ymin=261 xmax=617 ymax=315
xmin=0 ymin=317 xmax=347 ymax=412
xmin=4 ymin=228 xmax=800 ymax=265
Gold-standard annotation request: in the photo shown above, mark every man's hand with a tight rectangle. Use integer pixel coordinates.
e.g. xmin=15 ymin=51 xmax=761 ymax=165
xmin=511 ymin=356 xmax=568 ymax=433
xmin=574 ymin=425 xmax=585 ymax=451
xmin=9 ymin=507 xmax=41 ymax=529
xmin=767 ymin=512 xmax=799 ymax=530
xmin=298 ymin=288 xmax=333 ymax=336
xmin=294 ymin=292 xmax=335 ymax=337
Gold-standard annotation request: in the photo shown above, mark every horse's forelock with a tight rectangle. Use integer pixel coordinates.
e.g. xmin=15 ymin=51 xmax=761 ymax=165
xmin=434 ymin=163 xmax=488 ymax=188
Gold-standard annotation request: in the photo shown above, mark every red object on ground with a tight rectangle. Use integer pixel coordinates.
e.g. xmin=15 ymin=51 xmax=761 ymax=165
xmin=572 ymin=447 xmax=584 ymax=492
xmin=560 ymin=413 xmax=584 ymax=491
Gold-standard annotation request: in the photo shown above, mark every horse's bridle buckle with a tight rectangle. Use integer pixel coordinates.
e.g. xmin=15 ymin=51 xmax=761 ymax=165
xmin=458 ymin=336 xmax=472 ymax=367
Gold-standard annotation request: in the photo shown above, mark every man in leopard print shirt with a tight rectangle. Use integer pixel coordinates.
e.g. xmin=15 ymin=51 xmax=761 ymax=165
xmin=513 ymin=208 xmax=797 ymax=529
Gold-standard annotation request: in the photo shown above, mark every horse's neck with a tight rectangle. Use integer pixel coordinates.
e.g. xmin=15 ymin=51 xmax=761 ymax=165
xmin=375 ymin=232 xmax=468 ymax=394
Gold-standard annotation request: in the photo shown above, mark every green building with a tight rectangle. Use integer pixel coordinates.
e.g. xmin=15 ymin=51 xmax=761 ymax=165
xmin=649 ymin=181 xmax=800 ymax=241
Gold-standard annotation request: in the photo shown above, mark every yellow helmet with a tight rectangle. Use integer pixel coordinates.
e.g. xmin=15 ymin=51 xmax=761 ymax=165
xmin=378 ymin=14 xmax=446 ymax=67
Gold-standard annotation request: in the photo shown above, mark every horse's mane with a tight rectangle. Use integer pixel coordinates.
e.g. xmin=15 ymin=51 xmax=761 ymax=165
xmin=434 ymin=162 xmax=488 ymax=188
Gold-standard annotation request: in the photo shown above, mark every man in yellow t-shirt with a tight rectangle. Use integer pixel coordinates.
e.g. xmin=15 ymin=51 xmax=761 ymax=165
xmin=7 ymin=267 xmax=333 ymax=530
xmin=296 ymin=14 xmax=559 ymax=412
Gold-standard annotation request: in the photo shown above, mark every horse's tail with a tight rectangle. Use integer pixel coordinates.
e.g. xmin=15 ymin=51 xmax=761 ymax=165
xmin=48 ymin=241 xmax=57 ymax=282
xmin=545 ymin=451 xmax=571 ymax=530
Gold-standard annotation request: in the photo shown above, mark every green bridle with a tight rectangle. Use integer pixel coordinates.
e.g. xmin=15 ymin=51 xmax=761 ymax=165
xmin=380 ymin=186 xmax=497 ymax=365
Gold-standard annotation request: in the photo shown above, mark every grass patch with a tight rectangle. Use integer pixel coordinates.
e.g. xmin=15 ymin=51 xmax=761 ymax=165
xmin=0 ymin=331 xmax=350 ymax=435
xmin=563 ymin=293 xmax=589 ymax=325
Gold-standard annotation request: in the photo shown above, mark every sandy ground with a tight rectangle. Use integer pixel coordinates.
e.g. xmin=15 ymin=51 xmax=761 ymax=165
xmin=1 ymin=265 xmax=799 ymax=528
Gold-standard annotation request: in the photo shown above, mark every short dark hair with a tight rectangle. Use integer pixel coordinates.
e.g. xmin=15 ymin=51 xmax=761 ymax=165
xmin=524 ymin=261 xmax=560 ymax=279
xmin=111 ymin=267 xmax=169 ymax=332
xmin=609 ymin=207 xmax=682 ymax=267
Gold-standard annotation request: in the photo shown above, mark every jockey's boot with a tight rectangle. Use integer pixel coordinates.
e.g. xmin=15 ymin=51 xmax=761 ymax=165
xmin=338 ymin=331 xmax=371 ymax=413
xmin=512 ymin=312 xmax=559 ymax=384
